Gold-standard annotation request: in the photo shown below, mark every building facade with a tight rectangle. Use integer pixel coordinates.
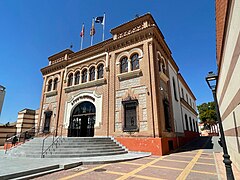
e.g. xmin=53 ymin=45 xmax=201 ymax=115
xmin=37 ymin=14 xmax=198 ymax=155
xmin=215 ymin=0 xmax=240 ymax=170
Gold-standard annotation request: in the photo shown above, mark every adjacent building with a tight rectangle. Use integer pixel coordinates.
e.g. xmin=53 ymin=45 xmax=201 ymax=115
xmin=215 ymin=0 xmax=240 ymax=170
xmin=37 ymin=13 xmax=198 ymax=155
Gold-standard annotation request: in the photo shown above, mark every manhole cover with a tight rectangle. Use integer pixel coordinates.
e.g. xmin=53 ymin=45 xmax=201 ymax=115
xmin=94 ymin=168 xmax=107 ymax=172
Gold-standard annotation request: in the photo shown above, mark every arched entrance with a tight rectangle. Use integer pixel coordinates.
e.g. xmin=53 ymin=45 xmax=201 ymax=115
xmin=68 ymin=101 xmax=96 ymax=137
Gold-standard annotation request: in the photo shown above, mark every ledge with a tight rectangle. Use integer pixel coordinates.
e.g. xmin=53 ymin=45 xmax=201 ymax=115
xmin=159 ymin=72 xmax=169 ymax=82
xmin=45 ymin=90 xmax=57 ymax=97
xmin=123 ymin=127 xmax=139 ymax=132
xmin=117 ymin=69 xmax=142 ymax=81
xmin=64 ymin=78 xmax=106 ymax=93
xmin=180 ymin=98 xmax=198 ymax=116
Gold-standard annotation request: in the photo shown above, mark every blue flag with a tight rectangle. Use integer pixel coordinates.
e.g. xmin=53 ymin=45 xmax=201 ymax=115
xmin=95 ymin=16 xmax=104 ymax=25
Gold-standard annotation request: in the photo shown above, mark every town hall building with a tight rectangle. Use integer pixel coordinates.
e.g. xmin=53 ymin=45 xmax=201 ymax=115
xmin=35 ymin=13 xmax=198 ymax=155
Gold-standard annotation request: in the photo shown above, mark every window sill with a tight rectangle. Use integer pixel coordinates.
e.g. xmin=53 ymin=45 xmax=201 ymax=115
xmin=117 ymin=69 xmax=142 ymax=81
xmin=123 ymin=127 xmax=139 ymax=132
xmin=159 ymin=72 xmax=169 ymax=82
xmin=45 ymin=90 xmax=57 ymax=97
xmin=64 ymin=78 xmax=106 ymax=93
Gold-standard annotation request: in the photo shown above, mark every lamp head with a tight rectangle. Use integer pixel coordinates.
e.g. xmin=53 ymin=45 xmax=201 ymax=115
xmin=205 ymin=71 xmax=218 ymax=91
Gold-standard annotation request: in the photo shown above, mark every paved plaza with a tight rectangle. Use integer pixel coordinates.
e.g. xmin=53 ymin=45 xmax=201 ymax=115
xmin=1 ymin=136 xmax=240 ymax=180
xmin=33 ymin=137 xmax=240 ymax=180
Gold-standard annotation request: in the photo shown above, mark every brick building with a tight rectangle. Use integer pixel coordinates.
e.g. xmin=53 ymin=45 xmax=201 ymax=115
xmin=37 ymin=13 xmax=198 ymax=155
xmin=215 ymin=0 xmax=240 ymax=170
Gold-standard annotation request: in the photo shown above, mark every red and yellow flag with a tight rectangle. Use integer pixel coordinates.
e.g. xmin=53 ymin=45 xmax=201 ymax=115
xmin=90 ymin=19 xmax=95 ymax=36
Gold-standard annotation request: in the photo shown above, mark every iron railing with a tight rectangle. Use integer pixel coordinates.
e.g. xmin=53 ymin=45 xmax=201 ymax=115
xmin=5 ymin=126 xmax=36 ymax=154
xmin=41 ymin=124 xmax=64 ymax=158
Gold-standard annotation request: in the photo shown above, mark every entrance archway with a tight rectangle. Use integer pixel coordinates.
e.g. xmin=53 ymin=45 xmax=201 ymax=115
xmin=68 ymin=101 xmax=96 ymax=137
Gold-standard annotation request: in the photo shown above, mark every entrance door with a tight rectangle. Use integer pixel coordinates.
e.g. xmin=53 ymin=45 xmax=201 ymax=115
xmin=68 ymin=101 xmax=96 ymax=137
xmin=43 ymin=111 xmax=52 ymax=132
xmin=80 ymin=116 xmax=88 ymax=137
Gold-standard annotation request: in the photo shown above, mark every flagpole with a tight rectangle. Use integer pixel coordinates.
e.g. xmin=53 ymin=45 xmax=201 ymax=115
xmin=102 ymin=13 xmax=105 ymax=41
xmin=91 ymin=35 xmax=93 ymax=46
xmin=90 ymin=18 xmax=94 ymax=46
xmin=80 ymin=24 xmax=84 ymax=50
xmin=81 ymin=35 xmax=83 ymax=50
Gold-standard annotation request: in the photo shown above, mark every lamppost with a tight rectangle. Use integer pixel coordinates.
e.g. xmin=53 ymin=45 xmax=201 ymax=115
xmin=205 ymin=71 xmax=235 ymax=180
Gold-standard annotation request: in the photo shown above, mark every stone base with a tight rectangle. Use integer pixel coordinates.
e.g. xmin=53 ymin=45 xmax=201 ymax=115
xmin=115 ymin=132 xmax=200 ymax=155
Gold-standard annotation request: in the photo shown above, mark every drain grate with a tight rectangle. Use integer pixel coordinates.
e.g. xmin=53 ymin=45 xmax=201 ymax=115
xmin=94 ymin=168 xmax=107 ymax=172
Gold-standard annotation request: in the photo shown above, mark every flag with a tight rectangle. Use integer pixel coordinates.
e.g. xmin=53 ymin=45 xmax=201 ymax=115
xmin=80 ymin=24 xmax=84 ymax=37
xmin=95 ymin=16 xmax=104 ymax=25
xmin=90 ymin=19 xmax=95 ymax=36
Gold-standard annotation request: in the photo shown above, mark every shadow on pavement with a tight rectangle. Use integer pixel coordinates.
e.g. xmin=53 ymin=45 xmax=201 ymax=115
xmin=171 ymin=136 xmax=222 ymax=154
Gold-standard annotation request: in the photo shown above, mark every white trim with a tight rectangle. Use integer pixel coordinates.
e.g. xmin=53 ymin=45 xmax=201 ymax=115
xmin=64 ymin=91 xmax=102 ymax=129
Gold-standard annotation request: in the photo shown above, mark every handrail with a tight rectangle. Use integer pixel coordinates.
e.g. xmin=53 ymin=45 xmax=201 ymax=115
xmin=41 ymin=124 xmax=64 ymax=158
xmin=5 ymin=126 xmax=36 ymax=154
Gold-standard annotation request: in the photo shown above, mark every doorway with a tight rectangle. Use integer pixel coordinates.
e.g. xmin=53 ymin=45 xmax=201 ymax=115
xmin=68 ymin=101 xmax=96 ymax=137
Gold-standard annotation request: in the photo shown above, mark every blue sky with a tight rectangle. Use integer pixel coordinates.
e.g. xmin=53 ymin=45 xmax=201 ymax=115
xmin=0 ymin=0 xmax=216 ymax=123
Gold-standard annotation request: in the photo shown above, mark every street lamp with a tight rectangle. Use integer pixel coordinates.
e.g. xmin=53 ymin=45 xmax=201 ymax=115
xmin=205 ymin=71 xmax=235 ymax=180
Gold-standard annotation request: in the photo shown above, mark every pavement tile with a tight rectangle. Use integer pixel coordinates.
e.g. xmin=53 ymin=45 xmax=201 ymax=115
xmin=104 ymin=163 xmax=139 ymax=173
xmin=173 ymin=152 xmax=196 ymax=157
xmin=192 ymin=164 xmax=217 ymax=173
xmin=153 ymin=160 xmax=188 ymax=169
xmin=197 ymin=157 xmax=215 ymax=164
xmin=126 ymin=177 xmax=145 ymax=180
xmin=70 ymin=171 xmax=121 ymax=180
xmin=136 ymin=166 xmax=181 ymax=180
xmin=33 ymin=170 xmax=77 ymax=180
xmin=164 ymin=155 xmax=193 ymax=162
xmin=127 ymin=158 xmax=155 ymax=164
xmin=186 ymin=172 xmax=218 ymax=180
xmin=200 ymin=153 xmax=214 ymax=158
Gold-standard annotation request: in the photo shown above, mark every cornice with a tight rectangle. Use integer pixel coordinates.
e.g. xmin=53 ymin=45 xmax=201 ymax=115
xmin=180 ymin=98 xmax=198 ymax=116
xmin=178 ymin=73 xmax=196 ymax=100
xmin=41 ymin=61 xmax=67 ymax=75
xmin=69 ymin=39 xmax=112 ymax=60
xmin=107 ymin=26 xmax=154 ymax=52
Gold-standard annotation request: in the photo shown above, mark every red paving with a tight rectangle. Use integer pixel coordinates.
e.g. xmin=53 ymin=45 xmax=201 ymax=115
xmin=33 ymin=150 xmax=226 ymax=180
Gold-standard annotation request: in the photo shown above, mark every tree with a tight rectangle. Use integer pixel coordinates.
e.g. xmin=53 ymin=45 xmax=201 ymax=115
xmin=197 ymin=101 xmax=217 ymax=127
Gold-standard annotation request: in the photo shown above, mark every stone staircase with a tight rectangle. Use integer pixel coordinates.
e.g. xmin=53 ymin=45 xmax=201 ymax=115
xmin=8 ymin=137 xmax=128 ymax=158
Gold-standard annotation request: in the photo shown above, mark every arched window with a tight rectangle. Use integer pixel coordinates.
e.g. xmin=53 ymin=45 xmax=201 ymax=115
xmin=82 ymin=69 xmax=87 ymax=83
xmin=89 ymin=67 xmax=95 ymax=81
xmin=172 ymin=77 xmax=178 ymax=101
xmin=181 ymin=88 xmax=184 ymax=99
xmin=185 ymin=114 xmax=189 ymax=131
xmin=67 ymin=73 xmax=73 ymax=86
xmin=163 ymin=99 xmax=171 ymax=131
xmin=47 ymin=79 xmax=52 ymax=92
xmin=161 ymin=59 xmax=166 ymax=74
xmin=75 ymin=71 xmax=80 ymax=85
xmin=53 ymin=78 xmax=58 ymax=90
xmin=189 ymin=117 xmax=193 ymax=131
xmin=192 ymin=119 xmax=196 ymax=132
xmin=195 ymin=121 xmax=199 ymax=132
xmin=130 ymin=53 xmax=139 ymax=71
xmin=97 ymin=64 xmax=104 ymax=79
xmin=120 ymin=57 xmax=128 ymax=73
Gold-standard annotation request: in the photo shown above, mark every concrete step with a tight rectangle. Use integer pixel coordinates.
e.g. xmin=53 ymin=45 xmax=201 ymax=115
xmin=43 ymin=151 xmax=128 ymax=158
xmin=17 ymin=148 xmax=125 ymax=155
xmin=0 ymin=164 xmax=60 ymax=180
xmin=50 ymin=149 xmax=125 ymax=154
xmin=53 ymin=146 xmax=123 ymax=151
xmin=7 ymin=137 xmax=128 ymax=158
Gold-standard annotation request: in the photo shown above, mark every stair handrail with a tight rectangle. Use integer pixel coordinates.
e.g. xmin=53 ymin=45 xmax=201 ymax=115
xmin=41 ymin=124 xmax=64 ymax=158
xmin=5 ymin=126 xmax=36 ymax=154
